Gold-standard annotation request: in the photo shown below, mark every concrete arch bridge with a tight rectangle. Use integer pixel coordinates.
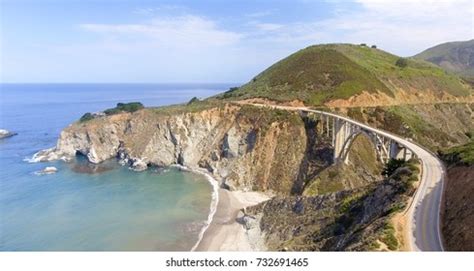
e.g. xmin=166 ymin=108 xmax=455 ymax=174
xmin=247 ymin=103 xmax=445 ymax=251
xmin=300 ymin=111 xmax=416 ymax=164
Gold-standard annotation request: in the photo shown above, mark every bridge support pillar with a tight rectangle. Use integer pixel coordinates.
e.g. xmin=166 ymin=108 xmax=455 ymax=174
xmin=389 ymin=141 xmax=403 ymax=159
xmin=333 ymin=119 xmax=349 ymax=163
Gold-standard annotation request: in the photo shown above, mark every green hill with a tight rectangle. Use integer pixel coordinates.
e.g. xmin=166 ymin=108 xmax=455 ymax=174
xmin=414 ymin=39 xmax=474 ymax=80
xmin=215 ymin=44 xmax=471 ymax=106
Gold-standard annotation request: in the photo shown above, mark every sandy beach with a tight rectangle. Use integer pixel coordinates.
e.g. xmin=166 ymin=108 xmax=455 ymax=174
xmin=195 ymin=189 xmax=270 ymax=251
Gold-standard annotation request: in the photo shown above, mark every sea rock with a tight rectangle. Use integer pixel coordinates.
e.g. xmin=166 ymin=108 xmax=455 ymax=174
xmin=130 ymin=158 xmax=148 ymax=171
xmin=36 ymin=166 xmax=58 ymax=175
xmin=29 ymin=147 xmax=71 ymax=163
xmin=0 ymin=129 xmax=17 ymax=139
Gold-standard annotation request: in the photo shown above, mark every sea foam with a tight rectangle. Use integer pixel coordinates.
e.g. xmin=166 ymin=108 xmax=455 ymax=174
xmin=171 ymin=164 xmax=219 ymax=251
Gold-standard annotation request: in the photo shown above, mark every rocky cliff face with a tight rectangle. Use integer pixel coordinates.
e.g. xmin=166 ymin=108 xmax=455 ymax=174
xmin=35 ymin=104 xmax=312 ymax=194
xmin=442 ymin=165 xmax=474 ymax=251
xmin=240 ymin=165 xmax=418 ymax=251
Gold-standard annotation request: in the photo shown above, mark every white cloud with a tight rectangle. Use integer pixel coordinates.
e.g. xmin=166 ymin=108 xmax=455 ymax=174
xmin=80 ymin=15 xmax=242 ymax=47
xmin=254 ymin=23 xmax=283 ymax=31
xmin=7 ymin=1 xmax=471 ymax=82
xmin=245 ymin=0 xmax=474 ymax=55
xmin=329 ymin=0 xmax=474 ymax=55
xmin=245 ymin=10 xmax=274 ymax=18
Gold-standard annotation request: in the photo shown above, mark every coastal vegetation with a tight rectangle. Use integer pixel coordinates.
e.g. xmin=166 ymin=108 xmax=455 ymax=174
xmin=79 ymin=112 xmax=95 ymax=122
xmin=415 ymin=39 xmax=474 ymax=81
xmin=213 ymin=44 xmax=471 ymax=106
xmin=79 ymin=102 xmax=144 ymax=122
xmin=439 ymin=139 xmax=474 ymax=165
xmin=103 ymin=102 xmax=144 ymax=115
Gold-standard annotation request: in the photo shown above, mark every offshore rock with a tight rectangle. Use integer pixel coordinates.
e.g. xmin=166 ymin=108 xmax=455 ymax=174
xmin=0 ymin=129 xmax=17 ymax=139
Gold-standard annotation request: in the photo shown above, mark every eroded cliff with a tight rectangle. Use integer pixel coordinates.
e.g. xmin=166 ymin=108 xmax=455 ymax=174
xmin=35 ymin=104 xmax=313 ymax=194
xmin=240 ymin=161 xmax=420 ymax=251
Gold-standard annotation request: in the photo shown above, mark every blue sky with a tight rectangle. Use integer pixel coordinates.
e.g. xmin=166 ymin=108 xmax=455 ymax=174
xmin=1 ymin=0 xmax=473 ymax=83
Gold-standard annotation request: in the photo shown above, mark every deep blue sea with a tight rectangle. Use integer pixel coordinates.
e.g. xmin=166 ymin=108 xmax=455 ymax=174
xmin=0 ymin=83 xmax=230 ymax=251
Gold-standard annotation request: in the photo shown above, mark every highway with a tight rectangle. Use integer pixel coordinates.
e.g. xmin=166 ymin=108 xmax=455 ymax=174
xmin=249 ymin=103 xmax=445 ymax=251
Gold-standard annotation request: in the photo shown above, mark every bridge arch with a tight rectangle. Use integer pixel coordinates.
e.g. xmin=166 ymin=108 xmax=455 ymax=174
xmin=337 ymin=129 xmax=385 ymax=164
xmin=301 ymin=110 xmax=416 ymax=165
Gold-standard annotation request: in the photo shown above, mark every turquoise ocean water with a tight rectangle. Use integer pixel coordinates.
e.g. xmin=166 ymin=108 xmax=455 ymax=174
xmin=0 ymin=83 xmax=229 ymax=251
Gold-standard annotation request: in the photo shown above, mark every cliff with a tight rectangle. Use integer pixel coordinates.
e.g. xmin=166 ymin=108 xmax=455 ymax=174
xmin=34 ymin=101 xmax=383 ymax=195
xmin=34 ymin=103 xmax=309 ymax=194
xmin=239 ymin=161 xmax=419 ymax=251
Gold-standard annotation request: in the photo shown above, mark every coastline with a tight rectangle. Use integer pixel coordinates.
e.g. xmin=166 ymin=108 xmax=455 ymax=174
xmin=27 ymin=152 xmax=268 ymax=251
xmin=171 ymin=164 xmax=270 ymax=251
xmin=195 ymin=188 xmax=270 ymax=251
xmin=169 ymin=165 xmax=220 ymax=252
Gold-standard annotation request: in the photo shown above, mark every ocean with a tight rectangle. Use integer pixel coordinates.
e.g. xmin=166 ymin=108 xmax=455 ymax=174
xmin=0 ymin=83 xmax=231 ymax=251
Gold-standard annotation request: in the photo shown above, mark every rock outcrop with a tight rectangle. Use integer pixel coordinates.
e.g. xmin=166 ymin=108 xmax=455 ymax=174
xmin=34 ymin=104 xmax=312 ymax=194
xmin=0 ymin=129 xmax=17 ymax=139
xmin=240 ymin=165 xmax=418 ymax=251
xmin=35 ymin=166 xmax=58 ymax=175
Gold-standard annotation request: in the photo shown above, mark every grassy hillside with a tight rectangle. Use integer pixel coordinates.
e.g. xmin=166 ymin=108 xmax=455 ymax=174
xmin=414 ymin=39 xmax=474 ymax=80
xmin=439 ymin=139 xmax=474 ymax=165
xmin=214 ymin=44 xmax=471 ymax=106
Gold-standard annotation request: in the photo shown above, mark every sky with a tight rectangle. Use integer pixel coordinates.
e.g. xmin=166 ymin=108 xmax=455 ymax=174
xmin=1 ymin=0 xmax=473 ymax=83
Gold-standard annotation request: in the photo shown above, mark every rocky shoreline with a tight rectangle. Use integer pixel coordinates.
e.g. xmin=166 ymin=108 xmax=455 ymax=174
xmin=30 ymin=104 xmax=309 ymax=194
xmin=0 ymin=129 xmax=17 ymax=139
xmin=29 ymin=103 xmax=428 ymax=251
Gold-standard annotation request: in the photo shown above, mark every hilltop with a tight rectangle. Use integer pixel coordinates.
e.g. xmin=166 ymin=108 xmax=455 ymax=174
xmin=414 ymin=39 xmax=474 ymax=81
xmin=214 ymin=44 xmax=472 ymax=107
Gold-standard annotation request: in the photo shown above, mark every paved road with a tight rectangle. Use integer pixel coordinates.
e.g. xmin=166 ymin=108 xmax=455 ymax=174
xmin=249 ymin=103 xmax=445 ymax=251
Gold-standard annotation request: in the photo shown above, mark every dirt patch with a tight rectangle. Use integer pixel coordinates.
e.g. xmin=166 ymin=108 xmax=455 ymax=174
xmin=325 ymin=89 xmax=474 ymax=108
xmin=235 ymin=98 xmax=306 ymax=107
xmin=390 ymin=212 xmax=410 ymax=251
xmin=442 ymin=165 xmax=474 ymax=251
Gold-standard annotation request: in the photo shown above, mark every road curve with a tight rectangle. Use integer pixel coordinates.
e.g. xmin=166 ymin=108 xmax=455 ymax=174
xmin=249 ymin=103 xmax=445 ymax=251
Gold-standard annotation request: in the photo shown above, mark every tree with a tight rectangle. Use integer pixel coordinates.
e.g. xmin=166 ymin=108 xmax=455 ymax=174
xmin=371 ymin=45 xmax=377 ymax=49
xmin=395 ymin=57 xmax=408 ymax=68
xmin=79 ymin=112 xmax=94 ymax=122
xmin=223 ymin=87 xmax=239 ymax=98
xmin=103 ymin=102 xmax=144 ymax=115
xmin=382 ymin=158 xmax=407 ymax=177
xmin=187 ymin=97 xmax=200 ymax=105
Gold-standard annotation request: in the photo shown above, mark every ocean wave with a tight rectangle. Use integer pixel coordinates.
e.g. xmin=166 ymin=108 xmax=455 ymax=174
xmin=24 ymin=147 xmax=71 ymax=163
xmin=23 ymin=148 xmax=54 ymax=163
xmin=171 ymin=164 xmax=219 ymax=251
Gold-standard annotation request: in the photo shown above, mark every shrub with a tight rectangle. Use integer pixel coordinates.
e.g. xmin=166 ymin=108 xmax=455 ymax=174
xmin=360 ymin=43 xmax=367 ymax=47
xmin=395 ymin=57 xmax=408 ymax=68
xmin=371 ymin=45 xmax=377 ymax=49
xmin=187 ymin=97 xmax=200 ymax=105
xmin=223 ymin=87 xmax=239 ymax=98
xmin=79 ymin=112 xmax=94 ymax=122
xmin=382 ymin=158 xmax=406 ymax=177
xmin=388 ymin=202 xmax=406 ymax=214
xmin=381 ymin=222 xmax=398 ymax=250
xmin=104 ymin=102 xmax=144 ymax=115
